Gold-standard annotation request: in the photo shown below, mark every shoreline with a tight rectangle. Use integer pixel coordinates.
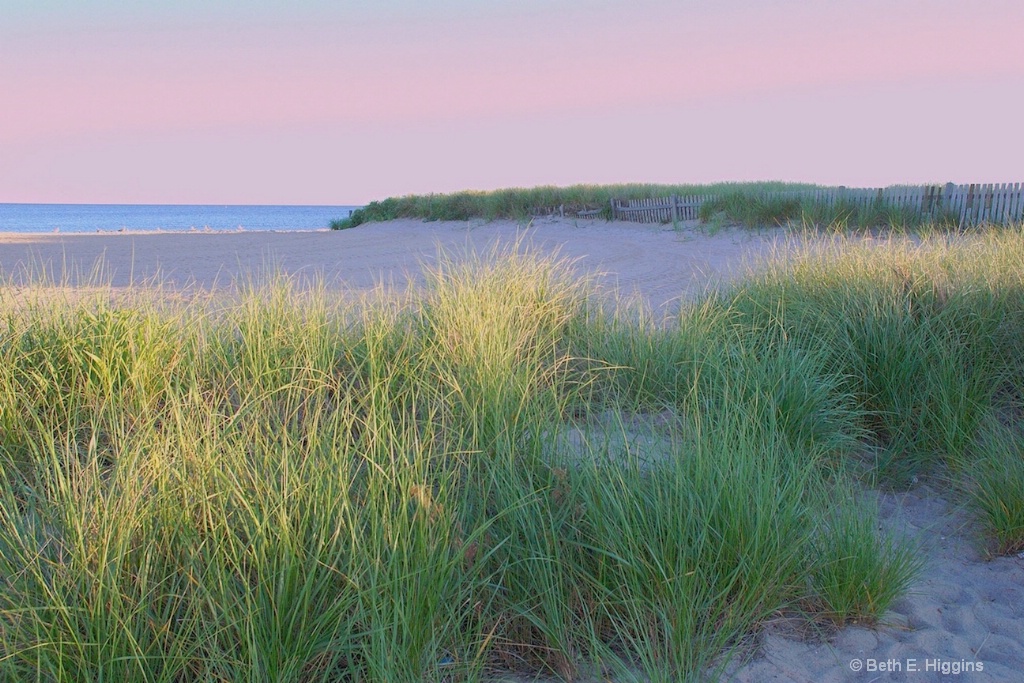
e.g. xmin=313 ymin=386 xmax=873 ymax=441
xmin=0 ymin=227 xmax=334 ymax=237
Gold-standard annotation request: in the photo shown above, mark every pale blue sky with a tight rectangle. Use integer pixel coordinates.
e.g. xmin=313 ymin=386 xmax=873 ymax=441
xmin=2 ymin=0 xmax=1022 ymax=203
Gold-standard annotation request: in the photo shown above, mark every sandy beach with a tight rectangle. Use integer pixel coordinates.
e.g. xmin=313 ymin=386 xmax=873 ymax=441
xmin=0 ymin=218 xmax=790 ymax=312
xmin=1 ymin=218 xmax=1021 ymax=681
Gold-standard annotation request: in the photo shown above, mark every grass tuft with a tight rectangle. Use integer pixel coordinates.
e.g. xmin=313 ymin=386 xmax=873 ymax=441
xmin=962 ymin=420 xmax=1024 ymax=556
xmin=806 ymin=486 xmax=923 ymax=626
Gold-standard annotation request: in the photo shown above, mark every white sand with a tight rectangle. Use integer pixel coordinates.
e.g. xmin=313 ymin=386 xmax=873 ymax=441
xmin=2 ymin=218 xmax=1022 ymax=681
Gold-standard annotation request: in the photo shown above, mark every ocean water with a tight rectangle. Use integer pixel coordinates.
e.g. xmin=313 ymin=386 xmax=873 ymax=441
xmin=0 ymin=204 xmax=361 ymax=233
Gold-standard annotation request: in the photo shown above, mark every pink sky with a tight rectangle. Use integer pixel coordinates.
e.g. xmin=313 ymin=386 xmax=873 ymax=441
xmin=2 ymin=0 xmax=1022 ymax=204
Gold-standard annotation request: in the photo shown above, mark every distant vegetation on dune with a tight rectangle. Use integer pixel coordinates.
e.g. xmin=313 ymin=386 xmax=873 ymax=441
xmin=331 ymin=182 xmax=825 ymax=229
xmin=696 ymin=190 xmax=962 ymax=232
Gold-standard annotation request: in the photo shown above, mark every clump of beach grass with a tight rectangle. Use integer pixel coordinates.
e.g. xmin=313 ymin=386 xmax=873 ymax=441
xmin=721 ymin=226 xmax=1024 ymax=551
xmin=961 ymin=418 xmax=1024 ymax=556
xmin=4 ymin=226 xmax=1024 ymax=680
xmin=806 ymin=483 xmax=924 ymax=626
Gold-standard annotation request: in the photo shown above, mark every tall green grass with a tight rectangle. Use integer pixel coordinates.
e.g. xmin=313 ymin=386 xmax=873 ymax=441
xmin=723 ymin=229 xmax=1024 ymax=481
xmin=962 ymin=418 xmax=1024 ymax=556
xmin=5 ymin=227 xmax=1024 ymax=681
xmin=720 ymin=227 xmax=1024 ymax=565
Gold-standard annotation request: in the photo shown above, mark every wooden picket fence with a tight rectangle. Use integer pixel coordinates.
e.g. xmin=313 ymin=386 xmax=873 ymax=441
xmin=609 ymin=183 xmax=1024 ymax=226
xmin=607 ymin=195 xmax=714 ymax=223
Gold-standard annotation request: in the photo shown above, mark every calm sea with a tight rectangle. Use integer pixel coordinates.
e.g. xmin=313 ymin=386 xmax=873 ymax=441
xmin=0 ymin=204 xmax=361 ymax=233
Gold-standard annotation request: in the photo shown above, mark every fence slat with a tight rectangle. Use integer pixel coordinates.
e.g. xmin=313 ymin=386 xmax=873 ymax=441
xmin=950 ymin=184 xmax=964 ymax=224
xmin=965 ymin=184 xmax=974 ymax=224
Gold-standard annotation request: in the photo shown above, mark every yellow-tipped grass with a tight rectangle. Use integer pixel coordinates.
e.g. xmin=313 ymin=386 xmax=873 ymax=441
xmin=3 ymin=227 xmax=1022 ymax=680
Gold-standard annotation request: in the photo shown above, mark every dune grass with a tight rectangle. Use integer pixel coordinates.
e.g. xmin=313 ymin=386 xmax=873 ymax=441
xmin=724 ymin=229 xmax=1024 ymax=482
xmin=2 ymin=228 xmax=1023 ymax=681
xmin=696 ymin=192 xmax=961 ymax=231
